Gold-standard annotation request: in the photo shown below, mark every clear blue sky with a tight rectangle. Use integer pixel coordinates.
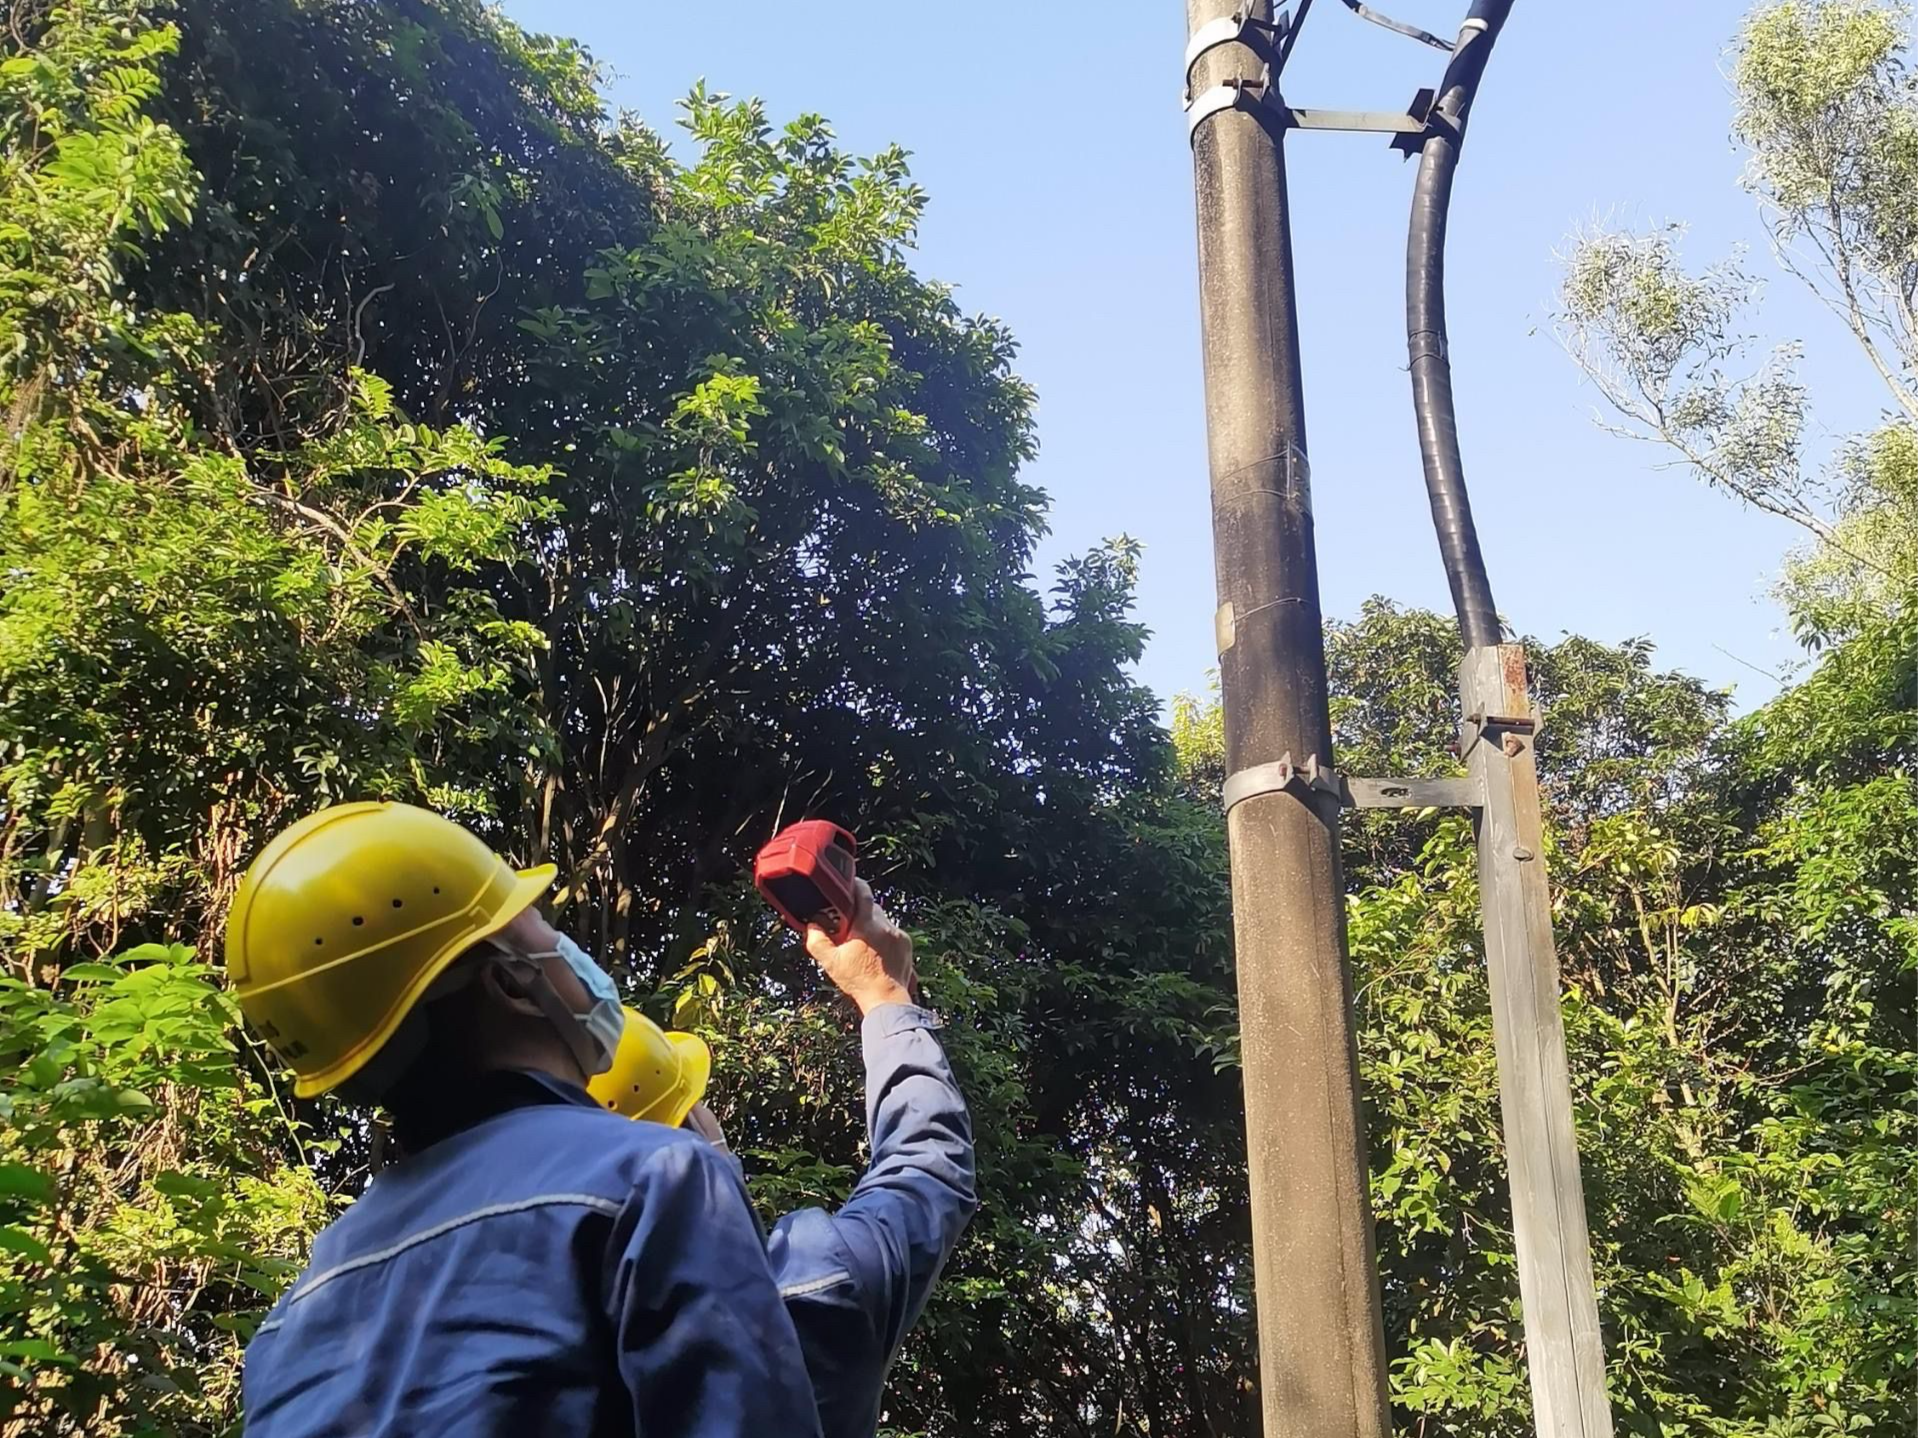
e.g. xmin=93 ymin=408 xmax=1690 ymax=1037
xmin=504 ymin=0 xmax=1885 ymax=713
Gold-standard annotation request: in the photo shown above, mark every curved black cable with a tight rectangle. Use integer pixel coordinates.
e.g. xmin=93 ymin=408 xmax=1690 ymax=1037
xmin=1406 ymin=0 xmax=1514 ymax=651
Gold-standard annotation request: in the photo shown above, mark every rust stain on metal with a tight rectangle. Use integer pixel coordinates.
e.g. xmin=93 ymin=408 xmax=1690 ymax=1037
xmin=1500 ymin=645 xmax=1529 ymax=709
xmin=1503 ymin=732 xmax=1524 ymax=757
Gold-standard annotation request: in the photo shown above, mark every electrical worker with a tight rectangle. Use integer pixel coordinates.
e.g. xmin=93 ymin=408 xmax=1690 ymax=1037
xmin=228 ymin=800 xmax=854 ymax=1437
xmin=587 ymin=886 xmax=977 ymax=1438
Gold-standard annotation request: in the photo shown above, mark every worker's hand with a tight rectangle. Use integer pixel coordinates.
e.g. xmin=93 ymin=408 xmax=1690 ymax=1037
xmin=805 ymin=880 xmax=918 ymax=1017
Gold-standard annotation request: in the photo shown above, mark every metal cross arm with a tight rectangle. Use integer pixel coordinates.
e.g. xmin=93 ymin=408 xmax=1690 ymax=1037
xmin=1220 ymin=753 xmax=1482 ymax=815
xmin=1187 ymin=77 xmax=1439 ymax=143
xmin=1289 ymin=101 xmax=1432 ymax=134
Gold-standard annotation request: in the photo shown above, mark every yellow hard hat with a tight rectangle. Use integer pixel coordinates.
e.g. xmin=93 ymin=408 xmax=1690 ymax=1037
xmin=587 ymin=1007 xmax=711 ymax=1125
xmin=224 ymin=801 xmax=555 ymax=1098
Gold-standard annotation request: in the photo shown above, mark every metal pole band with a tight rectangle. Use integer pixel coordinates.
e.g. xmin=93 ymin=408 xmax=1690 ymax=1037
xmin=1184 ymin=10 xmax=1252 ymax=84
xmin=1186 ymin=77 xmax=1272 ymax=141
xmin=1182 ymin=5 xmax=1288 ymax=100
xmin=1221 ymin=752 xmax=1343 ymax=814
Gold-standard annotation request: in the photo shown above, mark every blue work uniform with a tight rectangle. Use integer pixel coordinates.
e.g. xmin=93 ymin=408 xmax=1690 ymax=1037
xmin=241 ymin=1003 xmax=974 ymax=1438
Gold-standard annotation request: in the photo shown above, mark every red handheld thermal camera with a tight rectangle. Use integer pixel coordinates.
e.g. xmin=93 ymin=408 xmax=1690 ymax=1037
xmin=754 ymin=821 xmax=859 ymax=944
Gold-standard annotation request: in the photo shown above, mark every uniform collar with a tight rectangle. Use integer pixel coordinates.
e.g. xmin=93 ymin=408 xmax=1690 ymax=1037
xmin=391 ymin=1067 xmax=597 ymax=1154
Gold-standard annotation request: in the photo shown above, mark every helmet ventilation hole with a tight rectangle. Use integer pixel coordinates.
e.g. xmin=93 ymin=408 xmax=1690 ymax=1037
xmin=352 ymin=916 xmax=364 ymax=926
xmin=314 ymin=937 xmax=323 ymax=946
xmin=392 ymin=898 xmax=403 ymax=908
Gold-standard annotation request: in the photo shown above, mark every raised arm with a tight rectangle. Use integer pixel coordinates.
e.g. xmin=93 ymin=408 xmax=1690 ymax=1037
xmin=835 ymin=999 xmax=976 ymax=1336
xmin=767 ymin=884 xmax=977 ymax=1436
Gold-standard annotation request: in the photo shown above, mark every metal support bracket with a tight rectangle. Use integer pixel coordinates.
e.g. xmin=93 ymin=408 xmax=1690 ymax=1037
xmin=1459 ymin=707 xmax=1539 ymax=761
xmin=1287 ymin=104 xmax=1427 ymax=133
xmin=1345 ymin=775 xmax=1480 ymax=810
xmin=1222 ymin=755 xmax=1481 ymax=814
xmin=1388 ymin=87 xmax=1440 ymax=153
xmin=1189 ymin=74 xmax=1439 ymax=144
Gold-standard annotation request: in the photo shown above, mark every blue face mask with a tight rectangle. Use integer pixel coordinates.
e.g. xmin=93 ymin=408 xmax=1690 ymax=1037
xmin=552 ymin=933 xmax=624 ymax=1074
xmin=506 ymin=933 xmax=625 ymax=1077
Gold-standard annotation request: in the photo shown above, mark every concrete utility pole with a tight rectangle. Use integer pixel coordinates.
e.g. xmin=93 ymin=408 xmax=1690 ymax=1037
xmin=1183 ymin=3 xmax=1618 ymax=1436
xmin=1182 ymin=4 xmax=1393 ymax=1436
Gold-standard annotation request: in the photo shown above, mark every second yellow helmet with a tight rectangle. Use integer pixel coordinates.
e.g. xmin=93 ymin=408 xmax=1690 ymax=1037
xmin=587 ymin=1007 xmax=711 ymax=1125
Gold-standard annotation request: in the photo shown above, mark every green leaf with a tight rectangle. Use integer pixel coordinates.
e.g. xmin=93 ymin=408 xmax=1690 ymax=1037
xmin=0 ymin=1227 xmax=53 ymax=1265
xmin=114 ymin=942 xmax=191 ymax=966
xmin=1713 ymin=1180 xmax=1746 ymax=1224
xmin=152 ymin=1171 xmax=217 ymax=1201
xmin=0 ymin=1338 xmax=70 ymax=1364
xmin=0 ymin=1165 xmax=53 ymax=1206
xmin=58 ymin=962 xmax=123 ymax=982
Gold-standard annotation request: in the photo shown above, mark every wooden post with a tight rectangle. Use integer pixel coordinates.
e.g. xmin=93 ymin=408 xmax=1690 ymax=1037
xmin=1460 ymin=644 xmax=1615 ymax=1438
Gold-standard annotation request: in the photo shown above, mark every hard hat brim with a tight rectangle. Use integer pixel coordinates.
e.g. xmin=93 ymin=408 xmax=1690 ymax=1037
xmin=663 ymin=1030 xmax=712 ymax=1127
xmin=289 ymin=863 xmax=557 ymax=1098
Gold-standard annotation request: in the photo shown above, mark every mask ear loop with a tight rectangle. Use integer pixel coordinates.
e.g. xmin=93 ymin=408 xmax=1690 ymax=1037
xmin=484 ymin=945 xmax=603 ymax=1085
